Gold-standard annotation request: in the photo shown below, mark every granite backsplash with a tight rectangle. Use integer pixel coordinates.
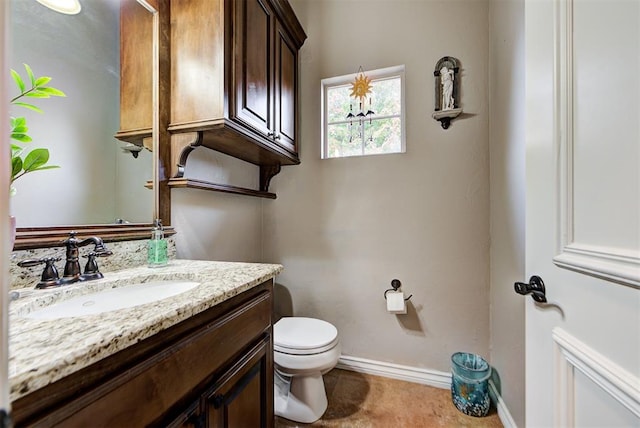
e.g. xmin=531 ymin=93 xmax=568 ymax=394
xmin=9 ymin=237 xmax=177 ymax=290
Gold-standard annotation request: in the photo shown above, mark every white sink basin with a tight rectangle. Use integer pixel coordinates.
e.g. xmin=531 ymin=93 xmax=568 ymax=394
xmin=27 ymin=280 xmax=200 ymax=320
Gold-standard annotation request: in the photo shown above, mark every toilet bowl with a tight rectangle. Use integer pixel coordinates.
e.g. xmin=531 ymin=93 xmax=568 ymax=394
xmin=274 ymin=317 xmax=340 ymax=423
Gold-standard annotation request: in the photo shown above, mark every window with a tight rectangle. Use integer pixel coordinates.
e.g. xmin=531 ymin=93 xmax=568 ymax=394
xmin=321 ymin=65 xmax=405 ymax=159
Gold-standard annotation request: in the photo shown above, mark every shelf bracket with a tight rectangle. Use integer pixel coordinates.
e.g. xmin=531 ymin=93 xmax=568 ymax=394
xmin=168 ymin=132 xmax=283 ymax=196
xmin=259 ymin=164 xmax=281 ymax=192
xmin=170 ymin=132 xmax=202 ymax=178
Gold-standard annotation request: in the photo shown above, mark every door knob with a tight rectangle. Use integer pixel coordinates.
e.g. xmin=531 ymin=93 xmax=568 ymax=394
xmin=514 ymin=275 xmax=547 ymax=303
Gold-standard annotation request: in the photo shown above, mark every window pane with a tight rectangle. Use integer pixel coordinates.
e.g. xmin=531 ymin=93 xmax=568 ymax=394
xmin=327 ymin=85 xmax=351 ymax=123
xmin=327 ymin=123 xmax=363 ymax=158
xmin=364 ymin=117 xmax=402 ymax=155
xmin=327 ymin=77 xmax=401 ymax=124
xmin=370 ymin=78 xmax=401 ymax=117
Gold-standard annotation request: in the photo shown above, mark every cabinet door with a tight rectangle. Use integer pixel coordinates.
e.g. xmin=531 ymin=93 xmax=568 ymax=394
xmin=233 ymin=0 xmax=274 ymax=137
xmin=164 ymin=399 xmax=202 ymax=428
xmin=205 ymin=336 xmax=273 ymax=428
xmin=117 ymin=0 xmax=153 ymax=144
xmin=273 ymin=21 xmax=298 ymax=153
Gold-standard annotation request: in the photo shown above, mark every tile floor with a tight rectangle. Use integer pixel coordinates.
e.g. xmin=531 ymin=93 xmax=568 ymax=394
xmin=275 ymin=369 xmax=504 ymax=428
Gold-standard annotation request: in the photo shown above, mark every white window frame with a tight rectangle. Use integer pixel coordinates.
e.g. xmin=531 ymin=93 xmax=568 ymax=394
xmin=321 ymin=65 xmax=406 ymax=159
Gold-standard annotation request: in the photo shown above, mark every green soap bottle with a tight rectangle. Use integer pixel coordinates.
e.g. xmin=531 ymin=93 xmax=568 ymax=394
xmin=148 ymin=219 xmax=168 ymax=267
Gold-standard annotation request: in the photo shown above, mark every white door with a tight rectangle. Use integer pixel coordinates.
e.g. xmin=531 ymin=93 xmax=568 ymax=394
xmin=525 ymin=0 xmax=640 ymax=427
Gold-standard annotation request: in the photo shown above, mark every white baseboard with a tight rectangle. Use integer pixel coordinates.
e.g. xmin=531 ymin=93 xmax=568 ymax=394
xmin=489 ymin=380 xmax=518 ymax=428
xmin=336 ymin=355 xmax=452 ymax=390
xmin=337 ymin=355 xmax=517 ymax=428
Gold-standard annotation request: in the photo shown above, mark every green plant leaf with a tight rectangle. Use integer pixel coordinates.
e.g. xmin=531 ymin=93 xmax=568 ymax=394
xmin=10 ymin=116 xmax=27 ymax=128
xmin=37 ymin=86 xmax=66 ymax=97
xmin=25 ymin=92 xmax=50 ymax=98
xmin=10 ymin=69 xmax=25 ymax=93
xmin=28 ymin=165 xmax=59 ymax=172
xmin=24 ymin=63 xmax=36 ymax=87
xmin=34 ymin=76 xmax=52 ymax=87
xmin=23 ymin=148 xmax=50 ymax=171
xmin=11 ymin=124 xmax=28 ymax=133
xmin=11 ymin=133 xmax=32 ymax=142
xmin=8 ymin=64 xmax=65 ymax=186
xmin=11 ymin=126 xmax=29 ymax=134
xmin=12 ymin=102 xmax=43 ymax=113
xmin=11 ymin=156 xmax=23 ymax=181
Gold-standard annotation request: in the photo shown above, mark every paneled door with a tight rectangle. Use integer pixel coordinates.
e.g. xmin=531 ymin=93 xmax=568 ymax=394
xmin=524 ymin=0 xmax=639 ymax=426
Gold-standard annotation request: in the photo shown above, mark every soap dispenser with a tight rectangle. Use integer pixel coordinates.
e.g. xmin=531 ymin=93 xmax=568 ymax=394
xmin=148 ymin=219 xmax=168 ymax=267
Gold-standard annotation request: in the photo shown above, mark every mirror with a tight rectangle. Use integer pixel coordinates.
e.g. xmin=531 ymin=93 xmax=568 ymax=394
xmin=8 ymin=0 xmax=169 ymax=248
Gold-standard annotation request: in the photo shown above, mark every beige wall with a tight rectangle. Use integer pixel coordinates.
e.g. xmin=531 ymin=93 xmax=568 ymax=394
xmin=489 ymin=0 xmax=525 ymax=426
xmin=173 ymin=149 xmax=263 ymax=262
xmin=263 ymin=0 xmax=490 ymax=372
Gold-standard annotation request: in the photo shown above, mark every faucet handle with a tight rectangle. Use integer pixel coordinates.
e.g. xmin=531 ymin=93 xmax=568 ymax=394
xmin=82 ymin=250 xmax=110 ymax=280
xmin=18 ymin=257 xmax=62 ymax=289
xmin=88 ymin=237 xmax=112 ymax=256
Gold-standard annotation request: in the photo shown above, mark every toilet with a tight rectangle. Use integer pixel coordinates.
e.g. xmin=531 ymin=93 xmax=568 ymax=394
xmin=273 ymin=317 xmax=341 ymax=423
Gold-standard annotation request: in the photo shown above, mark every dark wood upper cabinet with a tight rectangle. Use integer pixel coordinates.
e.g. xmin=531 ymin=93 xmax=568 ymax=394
xmin=169 ymin=0 xmax=306 ymax=191
xmin=116 ymin=0 xmax=154 ymax=146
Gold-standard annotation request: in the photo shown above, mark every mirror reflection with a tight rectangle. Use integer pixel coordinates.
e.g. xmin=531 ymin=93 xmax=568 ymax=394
xmin=9 ymin=0 xmax=153 ymax=227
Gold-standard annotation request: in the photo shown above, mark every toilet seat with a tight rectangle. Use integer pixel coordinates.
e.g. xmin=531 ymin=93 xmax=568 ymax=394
xmin=274 ymin=317 xmax=339 ymax=355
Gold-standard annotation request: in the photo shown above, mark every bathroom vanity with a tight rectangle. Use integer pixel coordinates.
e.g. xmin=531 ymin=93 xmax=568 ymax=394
xmin=8 ymin=260 xmax=282 ymax=427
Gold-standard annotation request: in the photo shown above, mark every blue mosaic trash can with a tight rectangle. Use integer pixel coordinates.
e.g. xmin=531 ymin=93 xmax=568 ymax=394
xmin=451 ymin=352 xmax=491 ymax=417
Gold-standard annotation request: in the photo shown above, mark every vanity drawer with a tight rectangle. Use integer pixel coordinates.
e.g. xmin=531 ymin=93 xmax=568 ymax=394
xmin=24 ymin=287 xmax=272 ymax=427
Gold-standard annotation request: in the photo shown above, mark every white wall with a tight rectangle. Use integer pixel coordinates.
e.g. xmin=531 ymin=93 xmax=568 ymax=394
xmin=263 ymin=0 xmax=490 ymax=372
xmin=488 ymin=0 xmax=526 ymax=426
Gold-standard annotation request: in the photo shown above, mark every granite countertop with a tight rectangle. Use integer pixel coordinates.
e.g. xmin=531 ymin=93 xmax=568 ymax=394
xmin=8 ymin=259 xmax=283 ymax=402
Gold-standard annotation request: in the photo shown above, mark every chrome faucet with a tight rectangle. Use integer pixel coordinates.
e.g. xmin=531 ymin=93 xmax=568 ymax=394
xmin=17 ymin=232 xmax=112 ymax=289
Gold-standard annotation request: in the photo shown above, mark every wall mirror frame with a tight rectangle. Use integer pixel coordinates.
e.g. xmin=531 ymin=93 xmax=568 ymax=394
xmin=12 ymin=0 xmax=172 ymax=251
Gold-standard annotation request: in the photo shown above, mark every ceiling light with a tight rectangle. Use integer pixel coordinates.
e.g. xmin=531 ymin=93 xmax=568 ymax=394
xmin=35 ymin=0 xmax=82 ymax=15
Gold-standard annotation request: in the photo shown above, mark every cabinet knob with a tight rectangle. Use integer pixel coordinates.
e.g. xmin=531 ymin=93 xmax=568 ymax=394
xmin=274 ymin=134 xmax=281 ymax=140
xmin=267 ymin=131 xmax=275 ymax=137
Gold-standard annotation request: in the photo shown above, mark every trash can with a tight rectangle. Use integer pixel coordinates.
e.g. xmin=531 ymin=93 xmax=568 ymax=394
xmin=451 ymin=352 xmax=491 ymax=417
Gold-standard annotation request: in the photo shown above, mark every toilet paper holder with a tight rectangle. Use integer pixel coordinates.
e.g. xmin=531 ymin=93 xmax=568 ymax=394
xmin=384 ymin=279 xmax=413 ymax=301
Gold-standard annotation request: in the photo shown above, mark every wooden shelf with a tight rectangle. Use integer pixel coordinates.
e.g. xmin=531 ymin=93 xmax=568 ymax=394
xmin=167 ymin=178 xmax=277 ymax=199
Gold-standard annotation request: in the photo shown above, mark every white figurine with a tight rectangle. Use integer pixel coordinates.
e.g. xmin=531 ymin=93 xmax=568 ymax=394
xmin=440 ymin=66 xmax=454 ymax=110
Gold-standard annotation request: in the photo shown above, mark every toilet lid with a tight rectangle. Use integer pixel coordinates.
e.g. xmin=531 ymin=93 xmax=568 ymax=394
xmin=274 ymin=317 xmax=338 ymax=354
